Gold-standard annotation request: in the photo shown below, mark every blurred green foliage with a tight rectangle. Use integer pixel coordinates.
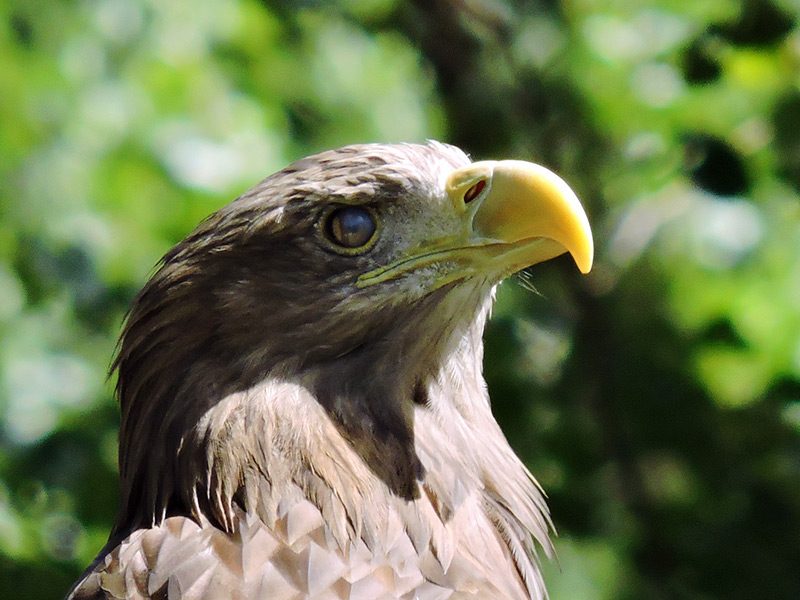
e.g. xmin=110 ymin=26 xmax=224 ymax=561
xmin=1 ymin=0 xmax=799 ymax=598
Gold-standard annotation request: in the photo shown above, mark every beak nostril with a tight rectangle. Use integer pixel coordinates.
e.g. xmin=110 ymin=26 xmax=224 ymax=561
xmin=463 ymin=180 xmax=486 ymax=204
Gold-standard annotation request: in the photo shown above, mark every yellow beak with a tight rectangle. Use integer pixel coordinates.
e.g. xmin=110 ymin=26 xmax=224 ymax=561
xmin=356 ymin=159 xmax=593 ymax=290
xmin=447 ymin=160 xmax=594 ymax=274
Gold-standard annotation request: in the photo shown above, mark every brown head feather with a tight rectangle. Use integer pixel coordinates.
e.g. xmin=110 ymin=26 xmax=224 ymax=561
xmin=113 ymin=143 xmax=476 ymax=531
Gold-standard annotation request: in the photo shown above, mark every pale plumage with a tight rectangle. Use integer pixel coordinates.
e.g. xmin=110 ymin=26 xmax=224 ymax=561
xmin=68 ymin=142 xmax=592 ymax=599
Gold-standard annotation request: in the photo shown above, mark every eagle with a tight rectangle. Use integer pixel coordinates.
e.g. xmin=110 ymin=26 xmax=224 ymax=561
xmin=68 ymin=141 xmax=593 ymax=600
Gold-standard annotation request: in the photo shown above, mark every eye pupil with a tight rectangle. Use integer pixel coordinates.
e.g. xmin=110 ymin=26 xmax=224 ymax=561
xmin=464 ymin=180 xmax=486 ymax=204
xmin=327 ymin=207 xmax=376 ymax=249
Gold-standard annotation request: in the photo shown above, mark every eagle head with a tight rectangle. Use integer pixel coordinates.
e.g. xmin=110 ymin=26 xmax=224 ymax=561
xmin=99 ymin=141 xmax=591 ymax=599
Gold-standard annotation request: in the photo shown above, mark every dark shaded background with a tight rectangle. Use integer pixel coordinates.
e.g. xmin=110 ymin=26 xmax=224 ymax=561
xmin=1 ymin=1 xmax=799 ymax=598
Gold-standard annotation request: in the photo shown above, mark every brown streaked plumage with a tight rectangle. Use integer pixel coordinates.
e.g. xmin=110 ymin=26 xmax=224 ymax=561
xmin=68 ymin=141 xmax=593 ymax=599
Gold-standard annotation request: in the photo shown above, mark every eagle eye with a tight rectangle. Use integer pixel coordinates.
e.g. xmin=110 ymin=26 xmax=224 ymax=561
xmin=324 ymin=206 xmax=378 ymax=251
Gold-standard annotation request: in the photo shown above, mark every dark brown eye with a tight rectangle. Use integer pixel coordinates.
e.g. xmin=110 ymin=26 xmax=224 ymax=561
xmin=463 ymin=180 xmax=486 ymax=204
xmin=325 ymin=206 xmax=377 ymax=249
